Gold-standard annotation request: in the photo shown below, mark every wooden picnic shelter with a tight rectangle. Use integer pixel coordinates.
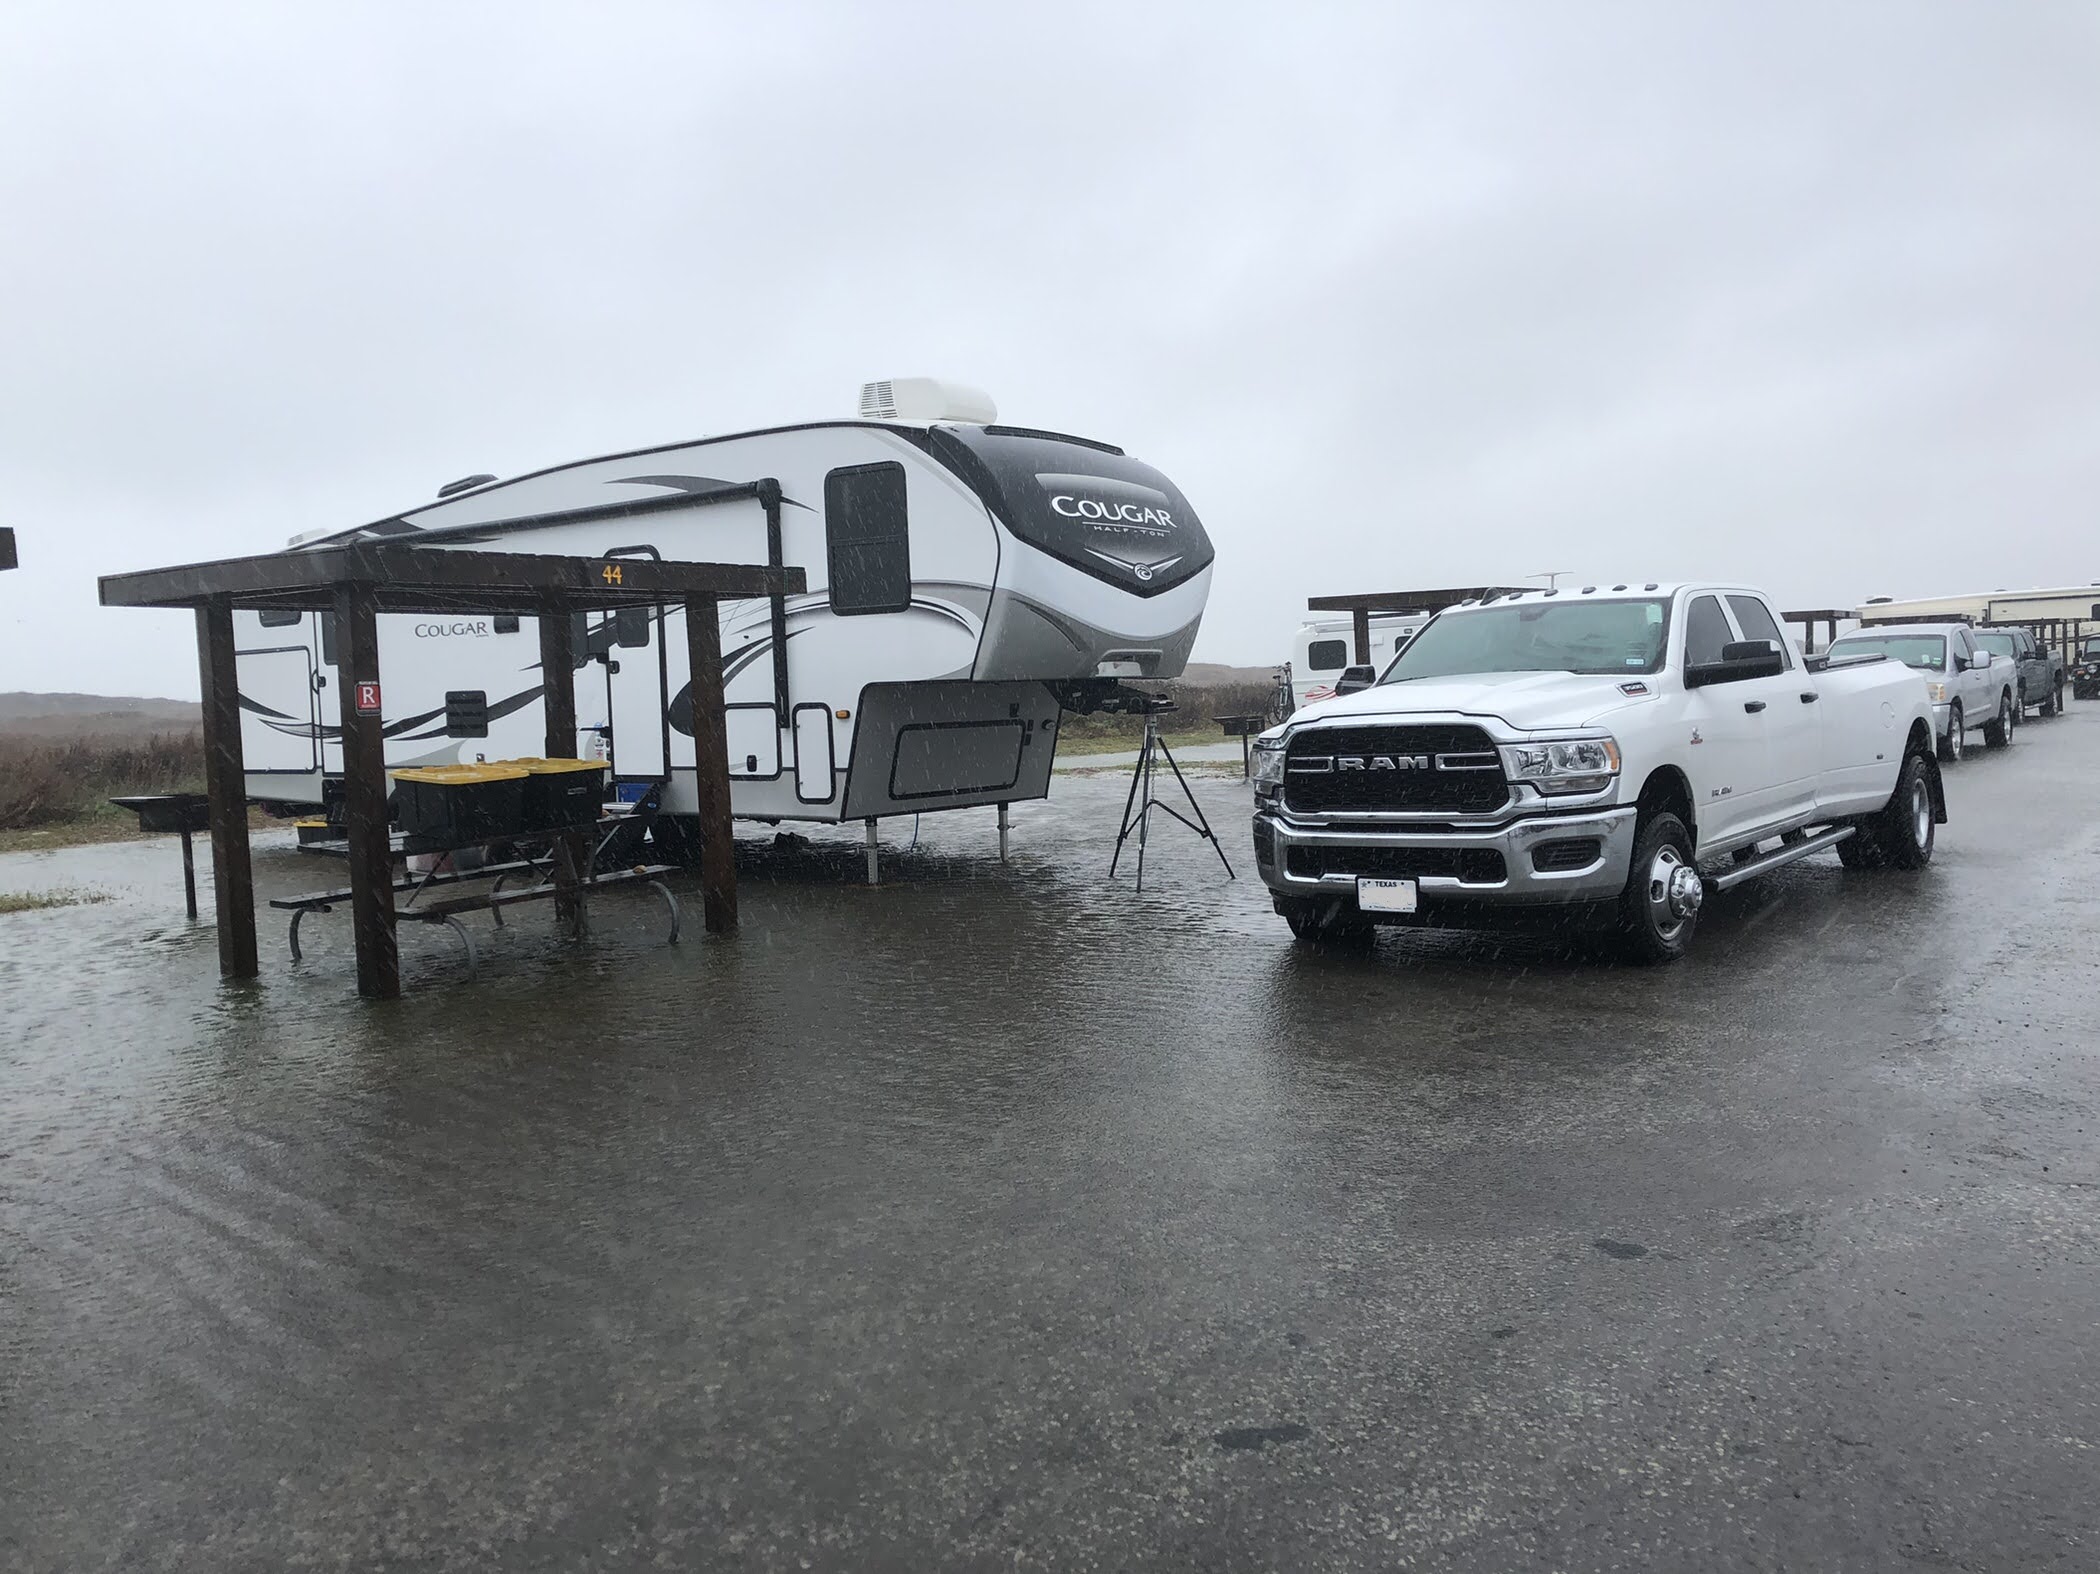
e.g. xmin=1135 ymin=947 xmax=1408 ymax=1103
xmin=99 ymin=543 xmax=802 ymax=999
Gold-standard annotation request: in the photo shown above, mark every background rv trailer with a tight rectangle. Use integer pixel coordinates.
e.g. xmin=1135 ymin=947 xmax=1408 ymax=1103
xmin=233 ymin=387 xmax=1214 ymax=835
xmin=1289 ymin=613 xmax=1423 ymax=709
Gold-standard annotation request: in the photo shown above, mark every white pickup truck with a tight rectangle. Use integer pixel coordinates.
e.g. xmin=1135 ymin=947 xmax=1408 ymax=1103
xmin=1251 ymin=583 xmax=1946 ymax=962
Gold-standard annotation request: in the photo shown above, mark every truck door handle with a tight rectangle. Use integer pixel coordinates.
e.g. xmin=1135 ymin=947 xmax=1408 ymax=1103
xmin=1744 ymin=700 xmax=1767 ymax=713
xmin=1800 ymin=692 xmax=1818 ymax=703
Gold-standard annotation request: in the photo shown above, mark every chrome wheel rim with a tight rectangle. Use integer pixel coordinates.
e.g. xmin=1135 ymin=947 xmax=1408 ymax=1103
xmin=1645 ymin=844 xmax=1700 ymax=940
xmin=1911 ymin=778 xmax=1931 ymax=847
xmin=1949 ymin=709 xmax=1963 ymax=759
xmin=2001 ymin=696 xmax=2012 ymax=734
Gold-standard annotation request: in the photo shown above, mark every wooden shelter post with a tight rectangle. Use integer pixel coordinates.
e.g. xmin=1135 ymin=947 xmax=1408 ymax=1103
xmin=194 ymin=595 xmax=258 ymax=979
xmin=537 ymin=604 xmax=586 ymax=925
xmin=335 ymin=582 xmax=398 ymax=999
xmin=682 ymin=595 xmax=738 ymax=932
xmin=1352 ymin=608 xmax=1371 ymax=667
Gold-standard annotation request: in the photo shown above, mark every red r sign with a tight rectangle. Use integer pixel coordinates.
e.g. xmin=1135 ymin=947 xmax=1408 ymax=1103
xmin=354 ymin=681 xmax=382 ymax=715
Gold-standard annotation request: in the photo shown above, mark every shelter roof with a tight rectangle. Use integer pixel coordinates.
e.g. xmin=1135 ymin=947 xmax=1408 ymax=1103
xmin=99 ymin=543 xmax=801 ymax=615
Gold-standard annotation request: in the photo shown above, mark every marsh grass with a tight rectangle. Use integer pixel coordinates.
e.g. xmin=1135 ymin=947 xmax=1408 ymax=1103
xmin=0 ymin=887 xmax=112 ymax=915
xmin=0 ymin=734 xmax=205 ymax=831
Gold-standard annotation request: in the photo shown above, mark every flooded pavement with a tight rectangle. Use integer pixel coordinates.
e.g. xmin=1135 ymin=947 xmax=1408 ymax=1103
xmin=5 ymin=715 xmax=2098 ymax=1571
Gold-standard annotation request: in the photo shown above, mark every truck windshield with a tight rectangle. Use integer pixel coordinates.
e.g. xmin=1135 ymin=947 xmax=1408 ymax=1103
xmin=1973 ymin=631 xmax=2020 ymax=658
xmin=1828 ymin=635 xmax=1946 ymax=671
xmin=1380 ymin=598 xmax=1669 ymax=682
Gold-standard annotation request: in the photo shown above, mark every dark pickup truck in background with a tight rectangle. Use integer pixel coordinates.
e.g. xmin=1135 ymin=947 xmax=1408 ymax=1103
xmin=1975 ymin=626 xmax=2067 ymax=719
xmin=2073 ymin=635 xmax=2100 ymax=702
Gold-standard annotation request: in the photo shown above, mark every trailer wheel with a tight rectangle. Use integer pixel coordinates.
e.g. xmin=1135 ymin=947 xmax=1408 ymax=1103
xmin=1613 ymin=811 xmax=1699 ymax=965
xmin=1983 ymin=690 xmax=2013 ymax=748
xmin=1275 ymin=896 xmax=1374 ymax=945
xmin=1938 ymin=702 xmax=1964 ymax=762
xmin=1863 ymin=750 xmax=1936 ymax=869
xmin=648 ymin=815 xmax=704 ymax=866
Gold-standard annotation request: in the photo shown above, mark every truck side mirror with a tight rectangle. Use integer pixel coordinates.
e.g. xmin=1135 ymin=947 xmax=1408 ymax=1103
xmin=1334 ymin=664 xmax=1376 ymax=695
xmin=1686 ymin=642 xmax=1785 ymax=688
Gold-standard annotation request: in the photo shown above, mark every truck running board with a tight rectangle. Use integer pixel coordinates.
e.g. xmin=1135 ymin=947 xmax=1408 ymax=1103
xmin=1705 ymin=825 xmax=1855 ymax=892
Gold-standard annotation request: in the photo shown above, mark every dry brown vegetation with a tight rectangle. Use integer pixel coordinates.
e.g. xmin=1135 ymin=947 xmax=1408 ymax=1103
xmin=0 ymin=734 xmax=206 ymax=831
xmin=1055 ymin=678 xmax=1279 ymax=750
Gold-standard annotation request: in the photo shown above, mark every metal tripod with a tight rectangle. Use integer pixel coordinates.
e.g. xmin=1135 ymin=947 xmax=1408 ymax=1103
xmin=1110 ymin=710 xmax=1236 ymax=892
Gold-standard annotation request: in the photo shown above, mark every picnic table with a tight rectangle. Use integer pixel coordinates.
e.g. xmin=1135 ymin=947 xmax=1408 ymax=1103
xmin=270 ymin=843 xmax=681 ymax=972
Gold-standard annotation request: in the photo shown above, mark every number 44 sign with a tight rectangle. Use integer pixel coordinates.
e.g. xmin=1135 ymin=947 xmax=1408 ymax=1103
xmin=354 ymin=680 xmax=382 ymax=715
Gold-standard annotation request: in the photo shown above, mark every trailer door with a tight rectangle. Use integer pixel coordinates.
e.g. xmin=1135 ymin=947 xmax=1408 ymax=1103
xmin=793 ymin=702 xmax=835 ymax=803
xmin=598 ymin=547 xmax=670 ymax=780
xmin=604 ymin=605 xmax=669 ymax=779
xmin=236 ymin=641 xmax=320 ymax=774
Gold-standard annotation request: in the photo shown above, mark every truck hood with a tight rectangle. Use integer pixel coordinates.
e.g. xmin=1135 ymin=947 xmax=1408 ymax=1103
xmin=1288 ymin=670 xmax=1649 ymax=733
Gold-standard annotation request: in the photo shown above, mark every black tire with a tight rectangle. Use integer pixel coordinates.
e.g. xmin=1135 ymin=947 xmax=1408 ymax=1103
xmin=1862 ymin=750 xmax=1936 ymax=869
xmin=1276 ymin=896 xmax=1375 ymax=945
xmin=2042 ymin=680 xmax=2061 ymax=718
xmin=1614 ymin=811 xmax=1699 ymax=965
xmin=1938 ymin=702 xmax=1963 ymax=762
xmin=1982 ymin=689 xmax=2013 ymax=748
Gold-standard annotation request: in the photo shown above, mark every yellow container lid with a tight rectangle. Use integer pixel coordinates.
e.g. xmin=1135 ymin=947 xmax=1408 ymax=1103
xmin=503 ymin=756 xmax=611 ymax=775
xmin=392 ymin=763 xmax=530 ymax=786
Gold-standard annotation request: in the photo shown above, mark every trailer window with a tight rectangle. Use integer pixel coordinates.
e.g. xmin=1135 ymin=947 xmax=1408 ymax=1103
xmin=258 ymin=608 xmax=301 ymax=629
xmin=1305 ymin=638 xmax=1348 ymax=672
xmin=825 ymin=462 xmax=911 ymax=616
xmin=1725 ymin=595 xmax=1791 ymax=667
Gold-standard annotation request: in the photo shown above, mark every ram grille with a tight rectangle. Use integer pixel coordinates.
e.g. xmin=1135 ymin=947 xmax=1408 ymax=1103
xmin=1282 ymin=724 xmax=1509 ymax=815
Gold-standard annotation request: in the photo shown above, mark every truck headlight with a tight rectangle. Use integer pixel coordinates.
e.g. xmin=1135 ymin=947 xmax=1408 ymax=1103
xmin=1926 ymin=681 xmax=1946 ymax=703
xmin=1252 ymin=735 xmax=1288 ymax=790
xmin=1499 ymin=736 xmax=1621 ymax=795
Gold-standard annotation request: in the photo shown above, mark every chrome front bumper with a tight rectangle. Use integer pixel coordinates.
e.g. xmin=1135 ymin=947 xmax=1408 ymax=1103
xmin=1254 ymin=804 xmax=1640 ymax=906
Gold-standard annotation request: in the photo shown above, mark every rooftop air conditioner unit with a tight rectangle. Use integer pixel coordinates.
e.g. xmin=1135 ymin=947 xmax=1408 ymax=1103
xmin=858 ymin=378 xmax=997 ymax=424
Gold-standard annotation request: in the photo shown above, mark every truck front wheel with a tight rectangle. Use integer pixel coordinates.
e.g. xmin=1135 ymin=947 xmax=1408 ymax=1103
xmin=1983 ymin=690 xmax=2014 ymax=748
xmin=1614 ymin=811 xmax=1700 ymax=965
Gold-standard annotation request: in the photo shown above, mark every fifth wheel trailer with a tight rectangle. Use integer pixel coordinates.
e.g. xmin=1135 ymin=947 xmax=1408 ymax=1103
xmin=232 ymin=381 xmax=1215 ymax=840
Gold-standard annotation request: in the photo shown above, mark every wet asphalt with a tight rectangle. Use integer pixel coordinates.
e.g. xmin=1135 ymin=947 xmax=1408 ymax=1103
xmin=3 ymin=712 xmax=2097 ymax=1571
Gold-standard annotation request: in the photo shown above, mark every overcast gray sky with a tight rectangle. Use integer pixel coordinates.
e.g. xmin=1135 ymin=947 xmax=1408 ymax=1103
xmin=3 ymin=1 xmax=2095 ymax=698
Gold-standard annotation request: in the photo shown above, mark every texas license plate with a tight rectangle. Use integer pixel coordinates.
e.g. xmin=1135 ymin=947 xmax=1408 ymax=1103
xmin=1357 ymin=877 xmax=1418 ymax=913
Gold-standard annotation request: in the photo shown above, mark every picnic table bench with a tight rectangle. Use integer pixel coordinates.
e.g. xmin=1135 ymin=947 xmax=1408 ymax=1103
xmin=270 ymin=854 xmax=681 ymax=971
